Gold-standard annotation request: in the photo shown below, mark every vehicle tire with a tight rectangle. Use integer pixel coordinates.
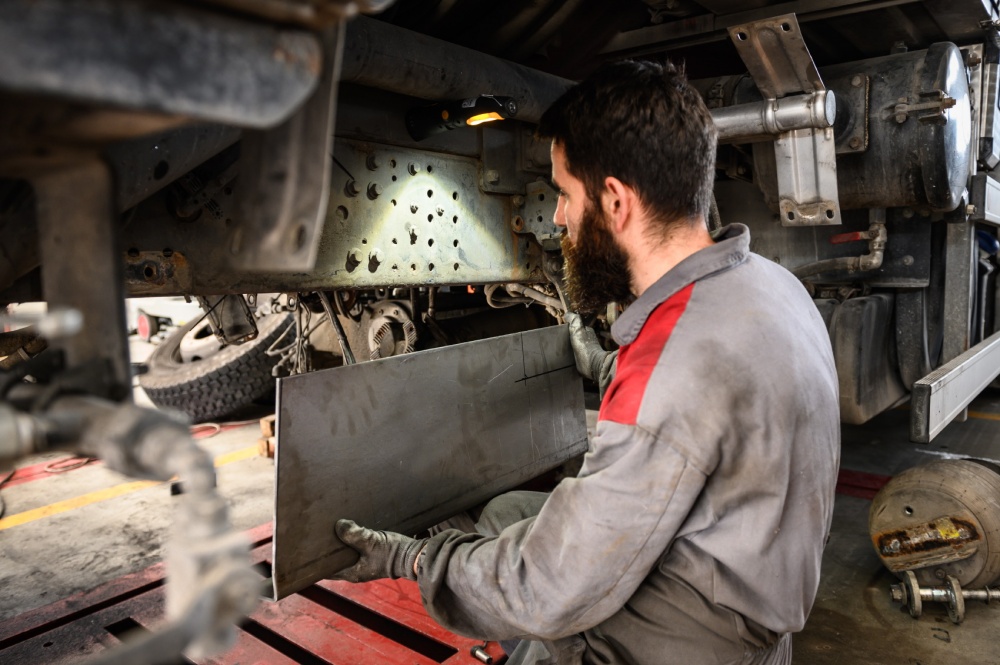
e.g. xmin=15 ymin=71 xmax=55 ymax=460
xmin=139 ymin=312 xmax=294 ymax=423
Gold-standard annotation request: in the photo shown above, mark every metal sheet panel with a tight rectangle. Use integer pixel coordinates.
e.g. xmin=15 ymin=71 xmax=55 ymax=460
xmin=272 ymin=325 xmax=587 ymax=599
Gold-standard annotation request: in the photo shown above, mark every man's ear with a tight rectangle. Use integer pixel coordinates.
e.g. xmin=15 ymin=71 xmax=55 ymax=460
xmin=601 ymin=176 xmax=635 ymax=233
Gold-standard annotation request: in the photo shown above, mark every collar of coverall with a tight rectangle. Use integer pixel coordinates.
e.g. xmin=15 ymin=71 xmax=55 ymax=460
xmin=610 ymin=222 xmax=750 ymax=346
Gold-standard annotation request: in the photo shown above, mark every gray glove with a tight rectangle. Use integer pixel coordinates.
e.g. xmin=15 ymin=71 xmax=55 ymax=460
xmin=332 ymin=519 xmax=425 ymax=583
xmin=566 ymin=312 xmax=617 ymax=396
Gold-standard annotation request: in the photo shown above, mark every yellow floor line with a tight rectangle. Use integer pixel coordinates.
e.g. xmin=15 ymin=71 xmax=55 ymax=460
xmin=0 ymin=445 xmax=259 ymax=532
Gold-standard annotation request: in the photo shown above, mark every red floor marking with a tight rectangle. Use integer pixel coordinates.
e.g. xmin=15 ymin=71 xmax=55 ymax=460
xmin=0 ymin=521 xmax=507 ymax=665
xmin=1 ymin=422 xmax=257 ymax=489
xmin=2 ymin=458 xmax=102 ymax=489
xmin=836 ymin=468 xmax=892 ymax=501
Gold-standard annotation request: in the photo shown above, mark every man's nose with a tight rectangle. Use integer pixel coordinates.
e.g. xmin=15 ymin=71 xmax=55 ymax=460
xmin=553 ymin=202 xmax=567 ymax=228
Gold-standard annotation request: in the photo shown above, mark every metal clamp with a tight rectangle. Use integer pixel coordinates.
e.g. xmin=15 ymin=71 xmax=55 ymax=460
xmin=728 ymin=13 xmax=842 ymax=226
xmin=885 ymin=91 xmax=958 ymax=124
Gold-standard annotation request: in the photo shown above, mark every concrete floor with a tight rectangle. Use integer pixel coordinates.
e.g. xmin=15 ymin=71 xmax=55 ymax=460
xmin=2 ymin=364 xmax=1000 ymax=663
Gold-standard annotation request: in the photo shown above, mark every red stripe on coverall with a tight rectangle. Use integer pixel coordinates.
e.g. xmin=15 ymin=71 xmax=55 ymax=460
xmin=599 ymin=283 xmax=696 ymax=426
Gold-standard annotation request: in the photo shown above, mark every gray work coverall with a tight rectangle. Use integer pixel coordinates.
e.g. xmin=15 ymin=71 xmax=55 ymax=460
xmin=416 ymin=223 xmax=841 ymax=664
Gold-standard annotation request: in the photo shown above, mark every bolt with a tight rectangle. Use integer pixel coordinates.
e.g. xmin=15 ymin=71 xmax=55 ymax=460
xmin=345 ymin=180 xmax=362 ymax=197
xmin=902 ymin=208 xmax=914 ymax=219
xmin=366 ymin=154 xmax=381 ymax=170
xmin=851 ymin=74 xmax=864 ymax=88
xmin=968 ymin=52 xmax=983 ymax=67
xmin=902 ymin=255 xmax=914 ymax=266
xmin=408 ymin=162 xmax=421 ymax=175
xmin=349 ymin=248 xmax=363 ymax=263
xmin=485 ymin=169 xmax=501 ymax=184
xmin=367 ymin=183 xmax=383 ymax=199
xmin=470 ymin=645 xmax=493 ymax=664
xmin=967 ymin=204 xmax=978 ymax=216
xmin=849 ymin=136 xmax=862 ymax=150
xmin=512 ymin=195 xmax=525 ymax=207
xmin=737 ymin=165 xmax=748 ymax=176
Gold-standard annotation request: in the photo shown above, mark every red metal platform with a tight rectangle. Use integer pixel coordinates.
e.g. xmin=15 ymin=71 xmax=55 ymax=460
xmin=0 ymin=523 xmax=506 ymax=664
xmin=0 ymin=467 xmax=892 ymax=663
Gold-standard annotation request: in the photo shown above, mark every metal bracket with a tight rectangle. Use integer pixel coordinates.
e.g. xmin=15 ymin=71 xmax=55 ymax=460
xmin=729 ymin=14 xmax=841 ymax=226
xmin=884 ymin=90 xmax=958 ymax=124
xmin=516 ymin=180 xmax=560 ymax=249
xmin=229 ymin=23 xmax=345 ymax=272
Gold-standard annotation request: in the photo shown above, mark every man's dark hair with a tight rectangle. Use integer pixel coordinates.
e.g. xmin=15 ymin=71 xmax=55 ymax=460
xmin=538 ymin=60 xmax=717 ymax=232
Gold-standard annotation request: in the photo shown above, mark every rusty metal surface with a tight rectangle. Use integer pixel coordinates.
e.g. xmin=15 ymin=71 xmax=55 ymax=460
xmin=873 ymin=516 xmax=981 ymax=571
xmin=230 ymin=23 xmax=343 ymax=273
xmin=272 ymin=324 xmax=587 ymax=599
xmin=869 ymin=459 xmax=1000 ymax=587
xmin=17 ymin=153 xmax=133 ymax=400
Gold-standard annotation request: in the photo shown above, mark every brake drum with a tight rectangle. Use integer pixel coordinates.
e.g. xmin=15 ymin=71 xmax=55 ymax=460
xmin=869 ymin=459 xmax=1000 ymax=588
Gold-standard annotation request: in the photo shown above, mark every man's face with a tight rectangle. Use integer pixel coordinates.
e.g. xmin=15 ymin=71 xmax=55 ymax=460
xmin=551 ymin=142 xmax=632 ymax=315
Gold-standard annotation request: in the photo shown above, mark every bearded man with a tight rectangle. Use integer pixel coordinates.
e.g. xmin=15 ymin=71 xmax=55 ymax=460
xmin=330 ymin=60 xmax=841 ymax=665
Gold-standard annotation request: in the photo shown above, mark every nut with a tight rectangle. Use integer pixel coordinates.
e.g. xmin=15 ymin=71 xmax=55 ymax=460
xmin=851 ymin=75 xmax=863 ymax=88
xmin=367 ymin=183 xmax=383 ymax=199
xmin=345 ymin=180 xmax=362 ymax=197
xmin=848 ymin=136 xmax=862 ymax=150
xmin=485 ymin=169 xmax=501 ymax=184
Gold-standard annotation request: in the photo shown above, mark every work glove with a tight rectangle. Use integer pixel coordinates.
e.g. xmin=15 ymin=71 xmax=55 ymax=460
xmin=566 ymin=312 xmax=617 ymax=396
xmin=331 ymin=519 xmax=425 ymax=583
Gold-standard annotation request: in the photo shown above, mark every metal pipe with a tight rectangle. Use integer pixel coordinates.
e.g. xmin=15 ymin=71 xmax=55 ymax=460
xmin=505 ymin=283 xmax=564 ymax=310
xmin=792 ymin=211 xmax=887 ymax=280
xmin=712 ymin=91 xmax=836 ymax=144
xmin=342 ymin=16 xmax=573 ymax=123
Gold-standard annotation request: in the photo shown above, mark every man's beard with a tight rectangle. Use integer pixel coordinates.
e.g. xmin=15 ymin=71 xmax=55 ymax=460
xmin=561 ymin=201 xmax=633 ymax=315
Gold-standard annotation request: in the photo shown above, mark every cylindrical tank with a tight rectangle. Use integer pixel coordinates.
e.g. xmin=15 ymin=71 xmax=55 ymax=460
xmin=710 ymin=43 xmax=972 ymax=212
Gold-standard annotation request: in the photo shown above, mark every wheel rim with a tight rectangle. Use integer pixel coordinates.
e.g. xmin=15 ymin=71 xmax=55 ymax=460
xmin=177 ymin=319 xmax=225 ymax=363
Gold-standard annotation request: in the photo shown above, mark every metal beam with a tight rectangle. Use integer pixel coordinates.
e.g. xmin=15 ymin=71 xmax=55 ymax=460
xmin=601 ymin=0 xmax=921 ymax=56
xmin=911 ymin=328 xmax=1000 ymax=443
xmin=271 ymin=325 xmax=588 ymax=599
xmin=117 ymin=138 xmax=546 ymax=296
